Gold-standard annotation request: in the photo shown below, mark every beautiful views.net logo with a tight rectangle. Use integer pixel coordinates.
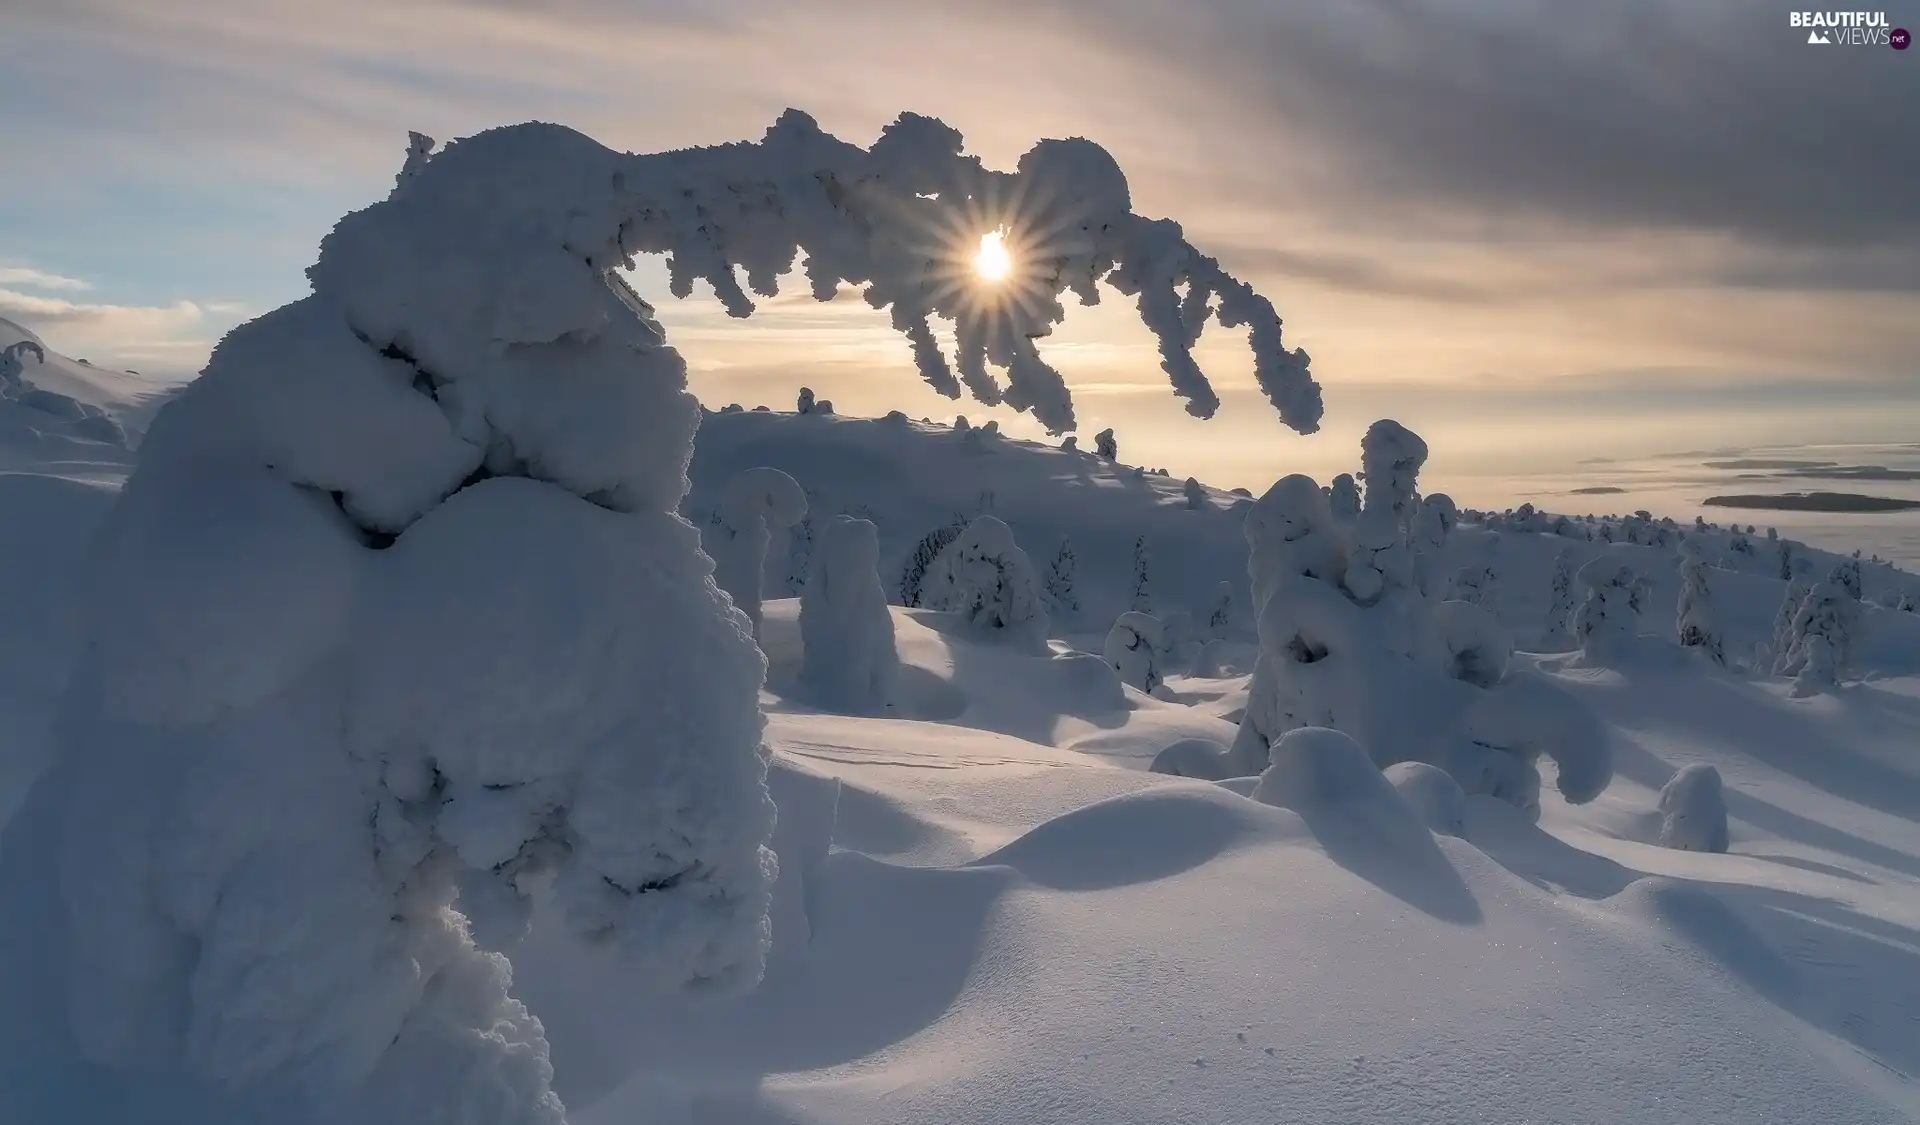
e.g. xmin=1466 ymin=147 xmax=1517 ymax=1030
xmin=1789 ymin=10 xmax=1909 ymax=46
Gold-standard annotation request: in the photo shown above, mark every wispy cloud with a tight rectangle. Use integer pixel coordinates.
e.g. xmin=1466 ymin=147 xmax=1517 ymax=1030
xmin=0 ymin=290 xmax=245 ymax=374
xmin=0 ymin=265 xmax=92 ymax=292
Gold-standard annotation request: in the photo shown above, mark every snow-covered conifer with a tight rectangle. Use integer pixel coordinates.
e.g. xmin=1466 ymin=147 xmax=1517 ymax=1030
xmin=1658 ymin=764 xmax=1730 ymax=853
xmin=1184 ymin=476 xmax=1208 ymax=510
xmin=1103 ymin=611 xmax=1166 ymax=692
xmin=1676 ymin=537 xmax=1726 ymax=665
xmin=785 ymin=514 xmax=816 ymax=595
xmin=796 ymin=386 xmax=817 ymax=414
xmin=1360 ymin=419 xmax=1428 ymax=525
xmin=1834 ymin=556 xmax=1864 ymax=601
xmin=1408 ymin=493 xmax=1458 ymax=601
xmin=1542 ymin=550 xmax=1578 ymax=650
xmin=899 ymin=515 xmax=969 ymax=607
xmin=1060 ymin=434 xmax=1078 ymax=452
xmin=1328 ymin=473 xmax=1361 ymax=524
xmin=1777 ymin=578 xmax=1859 ymax=691
xmin=1761 ymin=576 xmax=1812 ymax=670
xmin=714 ymin=466 xmax=809 ymax=637
xmin=1095 ymin=427 xmax=1117 ymax=459
xmin=1573 ymin=558 xmax=1642 ymax=663
xmin=1132 ymin=535 xmax=1152 ymax=612
xmin=816 ymin=398 xmax=834 ymax=415
xmin=1206 ymin=580 xmax=1234 ymax=638
xmin=800 ymin=516 xmax=897 ymax=714
xmin=1043 ymin=538 xmax=1079 ymax=615
xmin=954 ymin=414 xmax=971 ymax=434
xmin=14 ymin=111 xmax=1327 ymax=1121
xmin=923 ymin=515 xmax=1050 ymax=653
xmin=1448 ymin=565 xmax=1498 ymax=609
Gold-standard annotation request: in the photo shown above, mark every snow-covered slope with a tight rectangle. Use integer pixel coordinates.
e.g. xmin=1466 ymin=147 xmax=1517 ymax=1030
xmin=0 ymin=316 xmax=175 ymax=475
xmin=4 ymin=398 xmax=1920 ymax=1124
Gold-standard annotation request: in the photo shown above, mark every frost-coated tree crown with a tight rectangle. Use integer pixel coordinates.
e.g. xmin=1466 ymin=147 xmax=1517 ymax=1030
xmin=800 ymin=516 xmax=898 ymax=714
xmin=922 ymin=514 xmax=1050 ymax=653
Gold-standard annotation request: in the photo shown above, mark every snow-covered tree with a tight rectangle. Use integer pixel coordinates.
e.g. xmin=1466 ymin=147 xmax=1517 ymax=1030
xmin=899 ymin=515 xmax=969 ymax=607
xmin=1447 ymin=565 xmax=1498 ymax=609
xmin=1775 ymin=578 xmax=1859 ymax=692
xmin=1043 ymin=537 xmax=1079 ymax=615
xmin=8 ymin=111 xmax=1326 ymax=1123
xmin=1131 ymin=535 xmax=1152 ymax=612
xmin=0 ymin=339 xmax=44 ymax=389
xmin=1541 ymin=550 xmax=1577 ymax=651
xmin=1060 ymin=434 xmax=1078 ymax=452
xmin=800 ymin=516 xmax=897 ymax=714
xmin=1658 ymin=764 xmax=1730 ymax=853
xmin=1184 ymin=476 xmax=1208 ymax=510
xmin=1327 ymin=473 xmax=1361 ymax=524
xmin=1573 ymin=558 xmax=1643 ymax=664
xmin=1229 ymin=422 xmax=1610 ymax=813
xmin=1095 ymin=427 xmax=1117 ymax=459
xmin=713 ymin=466 xmax=809 ymax=637
xmin=785 ymin=513 xmax=816 ymax=595
xmin=954 ymin=414 xmax=971 ymax=434
xmin=1833 ymin=556 xmax=1864 ymax=601
xmin=1676 ymin=538 xmax=1726 ymax=665
xmin=1360 ymin=419 xmax=1427 ymax=525
xmin=1899 ymin=593 xmax=1918 ymax=613
xmin=1103 ymin=611 xmax=1166 ymax=692
xmin=1760 ymin=575 xmax=1812 ymax=670
xmin=1205 ymin=580 xmax=1234 ymax=638
xmin=796 ymin=386 xmax=817 ymax=414
xmin=1408 ymin=493 xmax=1458 ymax=601
xmin=922 ymin=515 xmax=1050 ymax=653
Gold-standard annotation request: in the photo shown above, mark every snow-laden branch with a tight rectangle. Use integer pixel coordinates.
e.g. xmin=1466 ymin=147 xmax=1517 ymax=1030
xmin=323 ymin=112 xmax=1321 ymax=440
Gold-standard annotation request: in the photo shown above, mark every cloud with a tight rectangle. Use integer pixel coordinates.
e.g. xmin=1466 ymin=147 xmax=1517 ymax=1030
xmin=0 ymin=289 xmax=244 ymax=374
xmin=0 ymin=265 xmax=92 ymax=292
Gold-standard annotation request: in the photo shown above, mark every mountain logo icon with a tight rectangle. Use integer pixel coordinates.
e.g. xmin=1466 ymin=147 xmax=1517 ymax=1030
xmin=1807 ymin=29 xmax=1833 ymax=43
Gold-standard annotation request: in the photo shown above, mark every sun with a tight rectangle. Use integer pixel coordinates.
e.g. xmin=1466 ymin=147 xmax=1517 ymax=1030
xmin=974 ymin=229 xmax=1013 ymax=282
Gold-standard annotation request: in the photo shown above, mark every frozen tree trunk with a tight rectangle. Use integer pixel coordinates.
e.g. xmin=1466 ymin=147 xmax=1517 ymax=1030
xmin=800 ymin=516 xmax=898 ymax=714
xmin=1658 ymin=764 xmax=1730 ymax=852
xmin=4 ymin=112 xmax=1325 ymax=1123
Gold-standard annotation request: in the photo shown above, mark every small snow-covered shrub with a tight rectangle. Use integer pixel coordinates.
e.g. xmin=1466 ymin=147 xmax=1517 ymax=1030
xmin=815 ymin=398 xmax=834 ymax=415
xmin=800 ymin=516 xmax=897 ymax=714
xmin=1676 ymin=538 xmax=1726 ymax=665
xmin=1060 ymin=434 xmax=1078 ymax=452
xmin=1094 ymin=427 xmax=1117 ymax=459
xmin=1184 ymin=476 xmax=1208 ymax=510
xmin=1385 ymin=761 xmax=1467 ymax=836
xmin=953 ymin=414 xmax=971 ymax=433
xmin=922 ymin=515 xmax=1050 ymax=653
xmin=1657 ymin=764 xmax=1730 ymax=853
xmin=713 ymin=466 xmax=808 ymax=637
xmin=1104 ymin=611 xmax=1166 ymax=692
xmin=796 ymin=386 xmax=817 ymax=414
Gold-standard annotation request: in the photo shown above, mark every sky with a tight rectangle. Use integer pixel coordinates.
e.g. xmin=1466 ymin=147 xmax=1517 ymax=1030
xmin=2 ymin=0 xmax=1916 ymax=492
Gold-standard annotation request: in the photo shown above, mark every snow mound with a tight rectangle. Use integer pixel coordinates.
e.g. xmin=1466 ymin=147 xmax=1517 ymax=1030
xmin=1250 ymin=726 xmax=1408 ymax=816
xmin=1385 ymin=761 xmax=1468 ymax=836
xmin=1658 ymin=764 xmax=1731 ymax=853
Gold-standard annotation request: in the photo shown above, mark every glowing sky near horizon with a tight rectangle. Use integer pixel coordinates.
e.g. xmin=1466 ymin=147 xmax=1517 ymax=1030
xmin=1 ymin=0 xmax=1913 ymax=493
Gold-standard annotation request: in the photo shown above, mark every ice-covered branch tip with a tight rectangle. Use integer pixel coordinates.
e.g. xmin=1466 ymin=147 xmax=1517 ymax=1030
xmin=335 ymin=111 xmax=1321 ymax=437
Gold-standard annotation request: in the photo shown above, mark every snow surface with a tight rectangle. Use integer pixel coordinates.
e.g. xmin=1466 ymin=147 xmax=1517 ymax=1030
xmin=5 ymin=345 xmax=1920 ymax=1121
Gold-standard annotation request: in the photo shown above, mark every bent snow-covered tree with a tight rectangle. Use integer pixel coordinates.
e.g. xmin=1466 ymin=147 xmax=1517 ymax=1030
xmin=10 ymin=112 xmax=1323 ymax=1124
xmin=713 ymin=466 xmax=809 ymax=636
xmin=1104 ymin=610 xmax=1167 ymax=692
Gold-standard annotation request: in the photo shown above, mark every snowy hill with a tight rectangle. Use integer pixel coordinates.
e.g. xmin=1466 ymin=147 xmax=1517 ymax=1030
xmin=0 ymin=315 xmax=175 ymax=476
xmin=2 ymin=395 xmax=1918 ymax=1123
